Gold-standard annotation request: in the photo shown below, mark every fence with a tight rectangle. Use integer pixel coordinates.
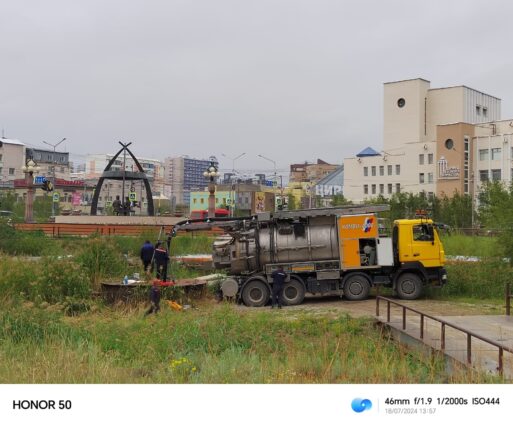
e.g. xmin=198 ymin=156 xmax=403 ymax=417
xmin=13 ymin=223 xmax=224 ymax=237
xmin=376 ymin=296 xmax=513 ymax=375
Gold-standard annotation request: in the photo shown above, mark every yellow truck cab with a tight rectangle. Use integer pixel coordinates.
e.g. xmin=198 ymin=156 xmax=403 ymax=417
xmin=392 ymin=218 xmax=447 ymax=298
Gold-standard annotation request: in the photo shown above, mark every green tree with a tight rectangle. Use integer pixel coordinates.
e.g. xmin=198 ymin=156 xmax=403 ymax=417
xmin=478 ymin=181 xmax=513 ymax=263
xmin=331 ymin=194 xmax=352 ymax=207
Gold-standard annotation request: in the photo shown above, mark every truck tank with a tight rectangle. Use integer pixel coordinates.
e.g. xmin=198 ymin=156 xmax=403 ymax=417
xmin=213 ymin=215 xmax=340 ymax=275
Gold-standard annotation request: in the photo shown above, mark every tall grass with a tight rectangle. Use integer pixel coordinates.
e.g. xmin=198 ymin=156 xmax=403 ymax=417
xmin=0 ymin=257 xmax=91 ymax=305
xmin=441 ymin=234 xmax=498 ymax=257
xmin=0 ymin=304 xmax=500 ymax=384
xmin=0 ymin=224 xmax=59 ymax=256
xmin=430 ymin=260 xmax=512 ymax=300
xmin=111 ymin=234 xmax=213 ymax=257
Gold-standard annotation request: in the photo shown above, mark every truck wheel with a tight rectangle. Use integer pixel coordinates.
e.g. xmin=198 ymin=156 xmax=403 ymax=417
xmin=282 ymin=278 xmax=305 ymax=306
xmin=343 ymin=273 xmax=371 ymax=301
xmin=241 ymin=279 xmax=270 ymax=307
xmin=396 ymin=273 xmax=423 ymax=300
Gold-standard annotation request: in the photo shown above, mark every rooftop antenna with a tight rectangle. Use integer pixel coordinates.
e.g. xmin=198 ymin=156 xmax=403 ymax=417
xmin=1 ymin=128 xmax=4 ymax=138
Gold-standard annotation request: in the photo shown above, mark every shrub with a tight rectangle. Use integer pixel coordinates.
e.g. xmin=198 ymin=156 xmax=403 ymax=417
xmin=32 ymin=258 xmax=91 ymax=303
xmin=0 ymin=225 xmax=59 ymax=256
xmin=75 ymin=237 xmax=127 ymax=287
xmin=426 ymin=260 xmax=512 ymax=299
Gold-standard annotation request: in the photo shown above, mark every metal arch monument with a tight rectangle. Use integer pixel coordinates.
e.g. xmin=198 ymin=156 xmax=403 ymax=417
xmin=90 ymin=142 xmax=155 ymax=216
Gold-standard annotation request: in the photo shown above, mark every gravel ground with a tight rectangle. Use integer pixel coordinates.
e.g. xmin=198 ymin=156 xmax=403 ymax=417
xmin=235 ymin=295 xmax=504 ymax=318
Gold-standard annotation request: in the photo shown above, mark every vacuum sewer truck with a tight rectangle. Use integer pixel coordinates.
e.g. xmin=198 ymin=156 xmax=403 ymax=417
xmin=174 ymin=205 xmax=447 ymax=307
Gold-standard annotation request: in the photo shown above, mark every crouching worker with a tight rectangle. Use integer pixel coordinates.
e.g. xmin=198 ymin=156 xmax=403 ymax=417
xmin=145 ymin=280 xmax=161 ymax=316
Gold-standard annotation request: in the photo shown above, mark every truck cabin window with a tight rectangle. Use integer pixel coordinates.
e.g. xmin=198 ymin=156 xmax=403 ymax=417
xmin=413 ymin=224 xmax=434 ymax=242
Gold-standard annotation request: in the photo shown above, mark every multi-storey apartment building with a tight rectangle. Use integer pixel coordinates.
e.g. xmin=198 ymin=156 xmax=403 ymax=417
xmin=25 ymin=147 xmax=71 ymax=181
xmin=0 ymin=138 xmax=25 ymax=185
xmin=164 ymin=156 xmax=219 ymax=206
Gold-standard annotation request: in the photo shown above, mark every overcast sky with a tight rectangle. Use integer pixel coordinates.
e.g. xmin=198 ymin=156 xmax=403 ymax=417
xmin=2 ymin=0 xmax=513 ymax=174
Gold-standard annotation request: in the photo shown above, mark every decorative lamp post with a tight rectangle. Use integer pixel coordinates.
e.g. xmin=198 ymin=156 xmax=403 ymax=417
xmin=21 ymin=159 xmax=41 ymax=223
xmin=203 ymin=157 xmax=220 ymax=218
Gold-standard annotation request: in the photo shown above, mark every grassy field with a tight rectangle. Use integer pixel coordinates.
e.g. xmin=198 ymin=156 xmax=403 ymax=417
xmin=441 ymin=234 xmax=498 ymax=257
xmin=0 ymin=302 xmax=500 ymax=384
xmin=0 ymin=228 xmax=510 ymax=384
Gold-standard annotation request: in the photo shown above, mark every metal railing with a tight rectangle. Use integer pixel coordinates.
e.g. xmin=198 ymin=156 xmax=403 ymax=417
xmin=376 ymin=296 xmax=513 ymax=376
xmin=507 ymin=283 xmax=512 ymax=316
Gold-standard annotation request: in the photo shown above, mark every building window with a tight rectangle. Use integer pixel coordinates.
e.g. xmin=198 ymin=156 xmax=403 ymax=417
xmin=388 ymin=183 xmax=392 ymax=194
xmin=479 ymin=149 xmax=489 ymax=161
xmin=387 ymin=165 xmax=392 ymax=175
xmin=492 ymin=169 xmax=501 ymax=181
xmin=371 ymin=166 xmax=376 ymax=176
xmin=428 ymin=153 xmax=433 ymax=164
xmin=379 ymin=165 xmax=384 ymax=176
xmin=483 ymin=107 xmax=488 ymax=117
xmin=364 ymin=185 xmax=368 ymax=195
xmin=379 ymin=184 xmax=384 ymax=194
xmin=200 ymin=198 xmax=204 ymax=204
xmin=419 ymin=154 xmax=424 ymax=165
xmin=428 ymin=173 xmax=433 ymax=183
xmin=419 ymin=173 xmax=425 ymax=184
xmin=428 ymin=192 xmax=434 ymax=199
xmin=0 ymin=167 xmax=2 ymax=175
xmin=464 ymin=183 xmax=469 ymax=193
xmin=395 ymin=164 xmax=400 ymax=175
xmin=396 ymin=183 xmax=401 ymax=193
xmin=371 ymin=184 xmax=376 ymax=194
xmin=479 ymin=170 xmax=489 ymax=182
xmin=363 ymin=167 xmax=368 ymax=177
xmin=8 ymin=168 xmax=15 ymax=175
xmin=491 ymin=148 xmax=501 ymax=160
xmin=476 ymin=105 xmax=481 ymax=115
xmin=445 ymin=139 xmax=454 ymax=150
xmin=397 ymin=98 xmax=406 ymax=108
xmin=0 ymin=154 xmax=2 ymax=161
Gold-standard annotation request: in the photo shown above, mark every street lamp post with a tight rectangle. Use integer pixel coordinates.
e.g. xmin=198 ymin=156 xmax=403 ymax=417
xmin=21 ymin=159 xmax=41 ymax=223
xmin=258 ymin=154 xmax=279 ymax=211
xmin=203 ymin=157 xmax=220 ymax=218
xmin=42 ymin=137 xmax=66 ymax=217
xmin=222 ymin=152 xmax=245 ymax=216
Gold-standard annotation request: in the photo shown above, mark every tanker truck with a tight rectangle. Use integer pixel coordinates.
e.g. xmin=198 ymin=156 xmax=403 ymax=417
xmin=172 ymin=205 xmax=447 ymax=307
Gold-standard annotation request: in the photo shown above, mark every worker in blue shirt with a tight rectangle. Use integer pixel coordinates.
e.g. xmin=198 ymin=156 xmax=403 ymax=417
xmin=271 ymin=266 xmax=287 ymax=309
xmin=140 ymin=240 xmax=155 ymax=272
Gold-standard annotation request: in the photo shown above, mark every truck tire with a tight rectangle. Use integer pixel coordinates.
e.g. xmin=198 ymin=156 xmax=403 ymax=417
xmin=241 ymin=278 xmax=270 ymax=307
xmin=396 ymin=272 xmax=423 ymax=300
xmin=281 ymin=278 xmax=306 ymax=306
xmin=343 ymin=273 xmax=371 ymax=301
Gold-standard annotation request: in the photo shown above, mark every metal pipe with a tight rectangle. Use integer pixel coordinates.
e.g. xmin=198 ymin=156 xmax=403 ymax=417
xmin=441 ymin=324 xmax=445 ymax=350
xmin=467 ymin=334 xmax=472 ymax=364
xmin=506 ymin=283 xmax=511 ymax=316
xmin=420 ymin=314 xmax=424 ymax=339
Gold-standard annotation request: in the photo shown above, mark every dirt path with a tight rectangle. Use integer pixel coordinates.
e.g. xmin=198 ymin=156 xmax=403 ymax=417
xmin=236 ymin=295 xmax=504 ymax=318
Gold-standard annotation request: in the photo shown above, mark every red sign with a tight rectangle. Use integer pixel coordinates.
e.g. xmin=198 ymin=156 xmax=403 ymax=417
xmin=72 ymin=192 xmax=82 ymax=206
